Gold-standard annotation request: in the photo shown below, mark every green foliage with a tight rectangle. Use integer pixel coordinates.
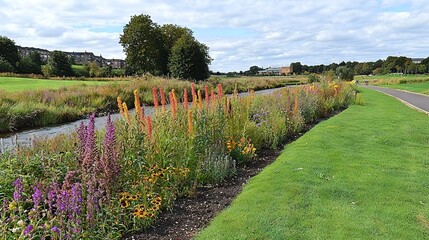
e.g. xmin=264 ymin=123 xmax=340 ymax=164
xmin=47 ymin=51 xmax=74 ymax=77
xmin=335 ymin=66 xmax=354 ymax=81
xmin=168 ymin=34 xmax=211 ymax=81
xmin=0 ymin=57 xmax=15 ymax=73
xmin=0 ymin=36 xmax=20 ymax=71
xmin=120 ymin=14 xmax=167 ymax=75
xmin=291 ymin=62 xmax=303 ymax=74
xmin=17 ymin=56 xmax=41 ymax=74
xmin=307 ymin=73 xmax=320 ymax=83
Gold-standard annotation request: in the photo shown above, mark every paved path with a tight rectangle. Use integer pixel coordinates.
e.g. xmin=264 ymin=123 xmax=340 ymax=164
xmin=362 ymin=85 xmax=429 ymax=114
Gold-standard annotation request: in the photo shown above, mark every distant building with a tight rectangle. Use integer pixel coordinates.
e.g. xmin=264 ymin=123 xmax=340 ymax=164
xmin=17 ymin=46 xmax=125 ymax=68
xmin=411 ymin=58 xmax=425 ymax=64
xmin=257 ymin=66 xmax=292 ymax=75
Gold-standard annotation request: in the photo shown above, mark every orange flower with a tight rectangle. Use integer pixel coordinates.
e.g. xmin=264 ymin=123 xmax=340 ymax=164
xmin=217 ymin=83 xmax=223 ymax=101
xmin=197 ymin=90 xmax=203 ymax=109
xmin=188 ymin=110 xmax=193 ymax=137
xmin=117 ymin=96 xmax=124 ymax=117
xmin=122 ymin=102 xmax=131 ymax=125
xmin=183 ymin=88 xmax=188 ymax=110
xmin=134 ymin=90 xmax=141 ymax=116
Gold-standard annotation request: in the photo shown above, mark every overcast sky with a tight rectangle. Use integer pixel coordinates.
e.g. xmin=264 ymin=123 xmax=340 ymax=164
xmin=1 ymin=0 xmax=428 ymax=72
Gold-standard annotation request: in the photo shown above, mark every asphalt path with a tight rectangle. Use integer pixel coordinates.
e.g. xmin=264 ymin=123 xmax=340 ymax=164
xmin=362 ymin=85 xmax=429 ymax=114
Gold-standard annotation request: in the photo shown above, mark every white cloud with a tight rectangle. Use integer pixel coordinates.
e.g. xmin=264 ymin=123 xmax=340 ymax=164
xmin=0 ymin=0 xmax=428 ymax=72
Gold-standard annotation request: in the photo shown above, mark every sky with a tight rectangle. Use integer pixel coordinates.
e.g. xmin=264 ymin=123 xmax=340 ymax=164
xmin=1 ymin=0 xmax=428 ymax=72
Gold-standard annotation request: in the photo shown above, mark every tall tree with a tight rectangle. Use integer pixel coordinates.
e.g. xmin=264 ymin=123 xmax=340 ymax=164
xmin=120 ymin=14 xmax=167 ymax=75
xmin=168 ymin=34 xmax=211 ymax=81
xmin=0 ymin=36 xmax=20 ymax=70
xmin=48 ymin=50 xmax=74 ymax=77
xmin=290 ymin=62 xmax=303 ymax=74
xmin=335 ymin=66 xmax=354 ymax=81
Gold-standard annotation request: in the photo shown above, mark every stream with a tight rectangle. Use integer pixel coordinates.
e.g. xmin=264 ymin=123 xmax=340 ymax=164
xmin=0 ymin=87 xmax=287 ymax=151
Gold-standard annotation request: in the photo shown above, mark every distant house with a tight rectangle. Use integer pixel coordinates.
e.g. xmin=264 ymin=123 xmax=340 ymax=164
xmin=257 ymin=66 xmax=292 ymax=75
xmin=411 ymin=58 xmax=425 ymax=64
xmin=17 ymin=46 xmax=125 ymax=68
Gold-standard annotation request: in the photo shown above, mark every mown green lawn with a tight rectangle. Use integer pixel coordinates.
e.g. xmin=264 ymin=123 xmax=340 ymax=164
xmin=382 ymin=82 xmax=429 ymax=95
xmin=0 ymin=77 xmax=115 ymax=92
xmin=196 ymin=88 xmax=429 ymax=239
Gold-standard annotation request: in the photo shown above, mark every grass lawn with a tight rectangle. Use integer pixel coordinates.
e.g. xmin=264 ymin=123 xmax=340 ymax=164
xmin=0 ymin=77 xmax=116 ymax=92
xmin=381 ymin=82 xmax=429 ymax=95
xmin=196 ymin=88 xmax=429 ymax=239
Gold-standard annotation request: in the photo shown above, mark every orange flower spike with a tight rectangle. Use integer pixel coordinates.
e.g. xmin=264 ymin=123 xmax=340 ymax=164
xmin=205 ymin=84 xmax=210 ymax=105
xmin=187 ymin=110 xmax=193 ymax=137
xmin=122 ymin=102 xmax=131 ymax=125
xmin=191 ymin=83 xmax=196 ymax=99
xmin=160 ymin=87 xmax=166 ymax=113
xmin=183 ymin=88 xmax=189 ymax=110
xmin=197 ymin=90 xmax=203 ymax=109
xmin=117 ymin=96 xmax=124 ymax=117
xmin=172 ymin=89 xmax=178 ymax=107
xmin=146 ymin=116 xmax=152 ymax=141
xmin=217 ymin=83 xmax=223 ymax=101
xmin=169 ymin=91 xmax=176 ymax=119
xmin=152 ymin=87 xmax=159 ymax=111
xmin=134 ymin=90 xmax=141 ymax=116
xmin=210 ymin=89 xmax=215 ymax=104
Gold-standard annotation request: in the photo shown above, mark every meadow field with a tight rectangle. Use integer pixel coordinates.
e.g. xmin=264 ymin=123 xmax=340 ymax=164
xmin=0 ymin=77 xmax=115 ymax=92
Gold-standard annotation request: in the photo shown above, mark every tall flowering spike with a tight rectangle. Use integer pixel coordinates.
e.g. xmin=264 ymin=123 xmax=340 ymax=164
xmin=122 ymin=102 xmax=131 ymax=125
xmin=32 ymin=185 xmax=43 ymax=209
xmin=160 ymin=87 xmax=166 ymax=113
xmin=134 ymin=90 xmax=141 ymax=116
xmin=211 ymin=89 xmax=215 ymax=102
xmin=205 ymin=85 xmax=210 ymax=105
xmin=191 ymin=83 xmax=197 ymax=108
xmin=191 ymin=83 xmax=196 ymax=99
xmin=197 ymin=90 xmax=203 ymax=109
xmin=183 ymin=88 xmax=188 ymax=110
xmin=217 ymin=83 xmax=223 ymax=101
xmin=139 ymin=106 xmax=145 ymax=122
xmin=233 ymin=83 xmax=238 ymax=98
xmin=146 ymin=116 xmax=152 ymax=141
xmin=169 ymin=92 xmax=176 ymax=119
xmin=13 ymin=177 xmax=23 ymax=202
xmin=83 ymin=114 xmax=98 ymax=170
xmin=172 ymin=89 xmax=178 ymax=106
xmin=152 ymin=87 xmax=159 ymax=111
xmin=187 ymin=110 xmax=193 ymax=137
xmin=117 ymin=97 xmax=124 ymax=117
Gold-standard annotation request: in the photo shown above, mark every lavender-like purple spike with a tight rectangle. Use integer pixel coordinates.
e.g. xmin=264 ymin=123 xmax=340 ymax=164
xmin=83 ymin=113 xmax=98 ymax=170
xmin=12 ymin=177 xmax=23 ymax=202
xmin=32 ymin=185 xmax=43 ymax=209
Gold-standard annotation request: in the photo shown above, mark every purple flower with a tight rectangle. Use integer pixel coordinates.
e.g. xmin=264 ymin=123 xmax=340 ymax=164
xmin=51 ymin=226 xmax=60 ymax=234
xmin=12 ymin=177 xmax=23 ymax=202
xmin=47 ymin=183 xmax=59 ymax=213
xmin=23 ymin=224 xmax=33 ymax=236
xmin=32 ymin=185 xmax=43 ymax=209
xmin=70 ymin=183 xmax=82 ymax=216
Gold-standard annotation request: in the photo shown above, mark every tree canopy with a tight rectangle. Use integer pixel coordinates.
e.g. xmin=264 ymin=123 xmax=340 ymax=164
xmin=46 ymin=51 xmax=74 ymax=77
xmin=120 ymin=14 xmax=212 ymax=81
xmin=0 ymin=36 xmax=20 ymax=71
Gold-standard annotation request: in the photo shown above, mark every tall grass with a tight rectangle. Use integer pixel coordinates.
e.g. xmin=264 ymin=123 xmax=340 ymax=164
xmin=0 ymin=79 xmax=355 ymax=239
xmin=0 ymin=75 xmax=302 ymax=133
